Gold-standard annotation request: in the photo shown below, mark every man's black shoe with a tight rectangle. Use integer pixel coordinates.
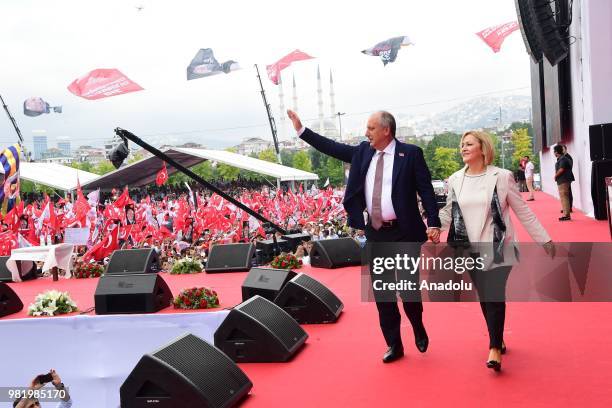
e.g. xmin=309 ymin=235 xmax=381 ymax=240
xmin=559 ymin=216 xmax=571 ymax=221
xmin=414 ymin=326 xmax=429 ymax=353
xmin=382 ymin=344 xmax=404 ymax=363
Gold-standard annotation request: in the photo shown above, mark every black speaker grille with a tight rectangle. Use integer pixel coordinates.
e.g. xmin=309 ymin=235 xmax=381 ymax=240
xmin=207 ymin=243 xmax=254 ymax=271
xmin=106 ymin=249 xmax=158 ymax=274
xmin=153 ymin=334 xmax=249 ymax=408
xmin=237 ymin=297 xmax=306 ymax=350
xmin=293 ymin=274 xmax=342 ymax=310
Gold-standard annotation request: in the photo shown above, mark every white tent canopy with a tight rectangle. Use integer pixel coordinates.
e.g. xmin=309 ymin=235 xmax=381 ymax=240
xmin=81 ymin=147 xmax=318 ymax=191
xmin=20 ymin=162 xmax=99 ymax=191
xmin=177 ymin=148 xmax=318 ymax=182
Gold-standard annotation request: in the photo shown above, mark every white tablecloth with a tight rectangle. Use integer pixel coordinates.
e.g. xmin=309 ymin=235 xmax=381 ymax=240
xmin=7 ymin=244 xmax=75 ymax=282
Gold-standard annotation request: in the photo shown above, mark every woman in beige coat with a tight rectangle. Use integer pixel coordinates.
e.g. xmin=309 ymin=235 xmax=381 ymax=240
xmin=437 ymin=130 xmax=555 ymax=372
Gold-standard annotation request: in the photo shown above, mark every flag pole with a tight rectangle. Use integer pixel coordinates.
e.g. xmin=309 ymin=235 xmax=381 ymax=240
xmin=0 ymin=93 xmax=25 ymax=146
xmin=114 ymin=128 xmax=287 ymax=234
xmin=254 ymin=65 xmax=282 ymax=165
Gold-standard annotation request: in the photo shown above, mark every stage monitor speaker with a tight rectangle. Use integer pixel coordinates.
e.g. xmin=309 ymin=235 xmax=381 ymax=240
xmin=255 ymin=239 xmax=289 ymax=255
xmin=591 ymin=160 xmax=612 ymax=220
xmin=310 ymin=238 xmax=361 ymax=268
xmin=106 ymin=248 xmax=160 ymax=275
xmin=589 ymin=123 xmax=612 ymax=161
xmin=515 ymin=0 xmax=568 ymax=66
xmin=120 ymin=333 xmax=252 ymax=408
xmin=214 ymin=295 xmax=308 ymax=362
xmin=241 ymin=267 xmax=297 ymax=302
xmin=94 ymin=273 xmax=172 ymax=315
xmin=206 ymin=243 xmax=255 ymax=273
xmin=274 ymin=273 xmax=343 ymax=324
xmin=0 ymin=257 xmax=37 ymax=282
xmin=0 ymin=282 xmax=23 ymax=318
xmin=281 ymin=233 xmax=311 ymax=252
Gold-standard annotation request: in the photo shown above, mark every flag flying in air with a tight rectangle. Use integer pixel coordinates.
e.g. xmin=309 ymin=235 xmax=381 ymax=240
xmin=156 ymin=163 xmax=168 ymax=186
xmin=0 ymin=144 xmax=22 ymax=216
xmin=187 ymin=48 xmax=241 ymax=80
xmin=362 ymin=36 xmax=413 ymax=65
xmin=476 ymin=21 xmax=519 ymax=53
xmin=68 ymin=69 xmax=144 ymax=100
xmin=266 ymin=49 xmax=314 ymax=85
xmin=23 ymin=97 xmax=62 ymax=117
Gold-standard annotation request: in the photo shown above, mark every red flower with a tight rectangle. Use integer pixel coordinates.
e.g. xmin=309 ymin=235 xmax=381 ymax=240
xmin=184 ymin=298 xmax=192 ymax=306
xmin=195 ymin=290 xmax=202 ymax=297
xmin=199 ymin=299 xmax=208 ymax=308
xmin=281 ymin=261 xmax=287 ymax=267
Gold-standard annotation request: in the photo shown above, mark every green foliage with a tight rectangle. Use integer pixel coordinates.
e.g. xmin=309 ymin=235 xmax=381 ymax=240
xmin=292 ymin=150 xmax=312 ymax=172
xmin=70 ymin=161 xmax=93 ymax=173
xmin=424 ymin=132 xmax=463 ymax=171
xmin=511 ymin=127 xmax=538 ymax=171
xmin=258 ymin=148 xmax=278 ymax=163
xmin=93 ymin=161 xmax=116 ymax=175
xmin=430 ymin=147 xmax=461 ymax=179
xmin=127 ymin=152 xmax=144 ymax=164
xmin=280 ymin=150 xmax=294 ymax=167
xmin=20 ymin=179 xmax=56 ymax=194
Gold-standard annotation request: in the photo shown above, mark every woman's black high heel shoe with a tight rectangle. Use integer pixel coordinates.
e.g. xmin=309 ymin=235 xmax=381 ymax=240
xmin=486 ymin=360 xmax=502 ymax=372
xmin=501 ymin=343 xmax=507 ymax=355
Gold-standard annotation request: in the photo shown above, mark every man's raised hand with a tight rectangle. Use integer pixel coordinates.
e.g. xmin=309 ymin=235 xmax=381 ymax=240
xmin=287 ymin=109 xmax=303 ymax=132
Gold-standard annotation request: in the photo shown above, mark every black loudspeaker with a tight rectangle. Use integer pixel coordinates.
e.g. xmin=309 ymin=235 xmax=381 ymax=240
xmin=256 ymin=239 xmax=289 ymax=255
xmin=589 ymin=123 xmax=612 ymax=161
xmin=515 ymin=0 xmax=568 ymax=65
xmin=0 ymin=257 xmax=12 ymax=282
xmin=214 ymin=295 xmax=308 ymax=362
xmin=281 ymin=233 xmax=311 ymax=252
xmin=0 ymin=257 xmax=37 ymax=282
xmin=310 ymin=238 xmax=361 ymax=268
xmin=241 ymin=267 xmax=297 ymax=302
xmin=94 ymin=274 xmax=172 ymax=315
xmin=0 ymin=282 xmax=23 ymax=318
xmin=120 ymin=333 xmax=252 ymax=408
xmin=106 ymin=249 xmax=160 ymax=275
xmin=206 ymin=243 xmax=255 ymax=273
xmin=591 ymin=160 xmax=612 ymax=220
xmin=274 ymin=273 xmax=343 ymax=324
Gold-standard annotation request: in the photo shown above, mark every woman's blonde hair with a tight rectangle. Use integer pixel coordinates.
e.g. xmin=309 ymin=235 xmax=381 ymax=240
xmin=461 ymin=130 xmax=495 ymax=165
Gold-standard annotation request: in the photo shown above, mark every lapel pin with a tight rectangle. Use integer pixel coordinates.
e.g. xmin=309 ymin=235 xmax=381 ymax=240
xmin=398 ymin=152 xmax=405 ymax=157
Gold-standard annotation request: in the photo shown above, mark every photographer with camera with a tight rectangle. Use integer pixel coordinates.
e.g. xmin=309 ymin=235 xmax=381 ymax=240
xmin=13 ymin=369 xmax=72 ymax=408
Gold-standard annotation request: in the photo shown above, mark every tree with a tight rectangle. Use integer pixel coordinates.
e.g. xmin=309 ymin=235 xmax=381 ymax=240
xmin=71 ymin=161 xmax=93 ymax=173
xmin=511 ymin=127 xmax=537 ymax=171
xmin=93 ymin=161 xmax=115 ymax=175
xmin=127 ymin=151 xmax=145 ymax=164
xmin=326 ymin=157 xmax=345 ymax=186
xmin=280 ymin=150 xmax=294 ymax=167
xmin=424 ymin=132 xmax=463 ymax=170
xmin=292 ymin=150 xmax=312 ymax=172
xmin=258 ymin=148 xmax=278 ymax=163
xmin=430 ymin=147 xmax=461 ymax=180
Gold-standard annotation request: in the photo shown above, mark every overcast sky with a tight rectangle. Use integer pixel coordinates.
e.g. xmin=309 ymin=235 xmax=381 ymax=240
xmin=0 ymin=0 xmax=531 ymax=151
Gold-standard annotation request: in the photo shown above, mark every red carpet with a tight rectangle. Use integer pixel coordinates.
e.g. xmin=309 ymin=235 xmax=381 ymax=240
xmin=3 ymin=191 xmax=612 ymax=407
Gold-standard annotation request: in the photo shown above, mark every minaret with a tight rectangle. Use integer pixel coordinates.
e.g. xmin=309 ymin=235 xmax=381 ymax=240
xmin=329 ymin=69 xmax=336 ymax=120
xmin=278 ymin=73 xmax=286 ymax=140
xmin=317 ymin=65 xmax=324 ymax=135
xmin=292 ymin=74 xmax=298 ymax=113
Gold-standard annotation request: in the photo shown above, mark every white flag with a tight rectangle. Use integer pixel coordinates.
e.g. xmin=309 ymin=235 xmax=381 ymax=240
xmin=323 ymin=178 xmax=330 ymax=187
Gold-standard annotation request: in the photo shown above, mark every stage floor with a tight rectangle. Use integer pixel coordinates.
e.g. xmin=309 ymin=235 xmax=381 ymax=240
xmin=1 ymin=191 xmax=611 ymax=407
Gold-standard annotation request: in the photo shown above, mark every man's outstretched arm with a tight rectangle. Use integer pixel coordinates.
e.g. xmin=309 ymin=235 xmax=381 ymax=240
xmin=287 ymin=109 xmax=357 ymax=163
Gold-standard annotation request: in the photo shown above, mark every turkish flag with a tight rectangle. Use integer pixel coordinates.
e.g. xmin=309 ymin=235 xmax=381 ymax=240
xmin=68 ymin=68 xmax=144 ymax=100
xmin=266 ymin=50 xmax=314 ymax=85
xmin=476 ymin=21 xmax=519 ymax=53
xmin=114 ymin=186 xmax=133 ymax=209
xmin=156 ymin=163 xmax=168 ymax=186
xmin=83 ymin=225 xmax=119 ymax=262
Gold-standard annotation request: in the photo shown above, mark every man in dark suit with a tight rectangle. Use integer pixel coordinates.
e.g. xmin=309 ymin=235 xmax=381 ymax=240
xmin=287 ymin=109 xmax=441 ymax=363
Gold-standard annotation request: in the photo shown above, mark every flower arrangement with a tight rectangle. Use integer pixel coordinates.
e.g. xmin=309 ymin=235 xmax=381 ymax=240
xmin=73 ymin=262 xmax=105 ymax=279
xmin=170 ymin=257 xmax=204 ymax=274
xmin=173 ymin=287 xmax=220 ymax=310
xmin=271 ymin=252 xmax=302 ymax=269
xmin=28 ymin=290 xmax=78 ymax=317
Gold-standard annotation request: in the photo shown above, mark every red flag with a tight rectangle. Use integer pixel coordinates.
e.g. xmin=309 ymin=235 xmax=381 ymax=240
xmin=83 ymin=226 xmax=119 ymax=262
xmin=266 ymin=50 xmax=314 ymax=85
xmin=476 ymin=21 xmax=519 ymax=53
xmin=156 ymin=163 xmax=168 ymax=186
xmin=114 ymin=186 xmax=133 ymax=209
xmin=68 ymin=68 xmax=144 ymax=100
